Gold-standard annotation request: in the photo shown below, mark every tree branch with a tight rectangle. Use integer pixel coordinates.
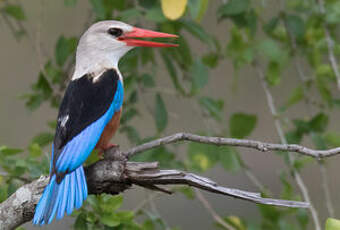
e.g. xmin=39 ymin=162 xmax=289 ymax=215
xmin=317 ymin=0 xmax=340 ymax=90
xmin=0 ymin=147 xmax=309 ymax=230
xmin=195 ymin=189 xmax=236 ymax=230
xmin=255 ymin=66 xmax=321 ymax=230
xmin=123 ymin=132 xmax=340 ymax=159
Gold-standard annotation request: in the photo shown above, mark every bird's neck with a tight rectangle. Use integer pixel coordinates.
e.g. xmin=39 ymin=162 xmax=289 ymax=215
xmin=72 ymin=47 xmax=131 ymax=82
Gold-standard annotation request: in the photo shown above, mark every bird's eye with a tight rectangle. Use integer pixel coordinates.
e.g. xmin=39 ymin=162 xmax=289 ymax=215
xmin=108 ymin=28 xmax=123 ymax=37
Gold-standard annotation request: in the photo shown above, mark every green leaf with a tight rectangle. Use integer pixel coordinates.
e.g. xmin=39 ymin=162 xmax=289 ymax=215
xmin=217 ymin=0 xmax=250 ymax=17
xmin=293 ymin=156 xmax=313 ymax=171
xmin=181 ymin=21 xmax=215 ymax=47
xmin=263 ymin=16 xmax=279 ymax=34
xmin=286 ymin=130 xmax=303 ymax=144
xmin=120 ymin=126 xmax=141 ymax=144
xmin=154 ymin=94 xmax=168 ymax=133
xmin=32 ymin=73 xmax=52 ymax=97
xmin=284 ymin=14 xmax=305 ymax=40
xmin=55 ymin=36 xmax=77 ymax=66
xmin=176 ymin=186 xmax=195 ymax=199
xmin=190 ymin=59 xmax=209 ymax=95
xmin=324 ymin=132 xmax=340 ymax=147
xmin=188 ymin=0 xmax=209 ymax=22
xmin=29 ymin=143 xmax=42 ymax=157
xmin=218 ymin=147 xmax=242 ymax=172
xmin=74 ymin=214 xmax=88 ymax=230
xmin=32 ymin=132 xmax=54 ymax=147
xmin=4 ymin=5 xmax=26 ymax=21
xmin=0 ymin=184 xmax=8 ymax=203
xmin=15 ymin=227 xmax=25 ymax=230
xmin=280 ymin=173 xmax=295 ymax=200
xmin=146 ymin=7 xmax=167 ymax=23
xmin=64 ymin=0 xmax=77 ymax=7
xmin=326 ymin=218 xmax=340 ymax=230
xmin=141 ymin=74 xmax=155 ymax=88
xmin=161 ymin=51 xmax=186 ymax=95
xmin=0 ymin=146 xmax=23 ymax=156
xmin=47 ymin=120 xmax=57 ymax=129
xmin=309 ymin=113 xmax=328 ymax=133
xmin=89 ymin=0 xmax=106 ymax=20
xmin=229 ymin=113 xmax=257 ymax=138
xmin=188 ymin=143 xmax=219 ymax=172
xmin=175 ymin=36 xmax=193 ymax=67
xmin=199 ymin=97 xmax=224 ymax=121
xmin=297 ymin=209 xmax=309 ymax=230
xmin=100 ymin=213 xmax=120 ymax=227
xmin=266 ymin=61 xmax=281 ymax=86
xmin=115 ymin=211 xmax=134 ymax=223
xmin=226 ymin=27 xmax=254 ymax=69
xmin=286 ymin=86 xmax=304 ymax=107
xmin=316 ymin=75 xmax=332 ymax=103
xmin=120 ymin=108 xmax=138 ymax=125
xmin=258 ymin=40 xmax=284 ymax=63
xmin=120 ymin=9 xmax=141 ymax=21
xmin=101 ymin=195 xmax=123 ymax=212
xmin=44 ymin=61 xmax=63 ymax=84
xmin=128 ymin=90 xmax=138 ymax=104
xmin=219 ymin=216 xmax=246 ymax=230
xmin=311 ymin=133 xmax=327 ymax=150
xmin=202 ymin=52 xmax=219 ymax=68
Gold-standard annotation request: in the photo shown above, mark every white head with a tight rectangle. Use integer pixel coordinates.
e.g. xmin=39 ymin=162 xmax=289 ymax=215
xmin=73 ymin=20 xmax=177 ymax=80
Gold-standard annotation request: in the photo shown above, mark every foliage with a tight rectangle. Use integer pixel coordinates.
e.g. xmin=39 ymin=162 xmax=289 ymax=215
xmin=1 ymin=0 xmax=340 ymax=229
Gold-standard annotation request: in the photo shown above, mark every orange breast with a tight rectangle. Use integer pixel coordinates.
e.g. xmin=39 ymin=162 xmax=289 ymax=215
xmin=95 ymin=109 xmax=122 ymax=151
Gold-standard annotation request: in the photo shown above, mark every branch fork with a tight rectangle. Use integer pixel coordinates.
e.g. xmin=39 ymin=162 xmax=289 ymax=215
xmin=0 ymin=135 xmax=316 ymax=230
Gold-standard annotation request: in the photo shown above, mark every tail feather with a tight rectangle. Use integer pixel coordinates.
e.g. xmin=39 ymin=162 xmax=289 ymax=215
xmin=33 ymin=166 xmax=87 ymax=225
xmin=80 ymin=165 xmax=88 ymax=200
xmin=75 ymin=168 xmax=83 ymax=209
xmin=67 ymin=173 xmax=76 ymax=215
xmin=56 ymin=175 xmax=69 ymax=220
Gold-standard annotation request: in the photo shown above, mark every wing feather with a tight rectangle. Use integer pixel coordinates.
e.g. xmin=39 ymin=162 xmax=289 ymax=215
xmin=51 ymin=69 xmax=124 ymax=178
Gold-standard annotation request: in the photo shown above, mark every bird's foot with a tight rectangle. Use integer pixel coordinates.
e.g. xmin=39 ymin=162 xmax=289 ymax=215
xmin=103 ymin=143 xmax=119 ymax=150
xmin=97 ymin=143 xmax=119 ymax=157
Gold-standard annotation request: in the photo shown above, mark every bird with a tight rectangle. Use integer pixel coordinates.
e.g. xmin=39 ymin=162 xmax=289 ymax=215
xmin=33 ymin=20 xmax=178 ymax=226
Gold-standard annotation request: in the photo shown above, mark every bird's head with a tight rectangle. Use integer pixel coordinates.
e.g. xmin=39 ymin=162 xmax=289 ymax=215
xmin=74 ymin=20 xmax=177 ymax=79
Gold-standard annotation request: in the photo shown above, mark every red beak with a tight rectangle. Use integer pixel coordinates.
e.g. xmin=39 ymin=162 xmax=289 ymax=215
xmin=119 ymin=27 xmax=178 ymax=47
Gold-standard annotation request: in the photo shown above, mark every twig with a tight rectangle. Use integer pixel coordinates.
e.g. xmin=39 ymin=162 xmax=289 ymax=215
xmin=244 ymin=168 xmax=266 ymax=192
xmin=122 ymin=132 xmax=340 ymax=159
xmin=282 ymin=12 xmax=335 ymax=217
xmin=255 ymin=66 xmax=321 ymax=230
xmin=195 ymin=189 xmax=236 ymax=230
xmin=133 ymin=192 xmax=161 ymax=213
xmin=319 ymin=161 xmax=335 ymax=217
xmin=0 ymin=148 xmax=309 ymax=230
xmin=316 ymin=0 xmax=340 ymax=90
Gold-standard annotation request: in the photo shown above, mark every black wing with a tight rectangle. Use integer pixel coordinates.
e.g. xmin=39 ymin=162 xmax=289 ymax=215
xmin=53 ymin=69 xmax=119 ymax=167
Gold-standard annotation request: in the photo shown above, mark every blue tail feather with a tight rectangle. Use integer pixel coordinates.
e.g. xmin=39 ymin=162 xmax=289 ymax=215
xmin=80 ymin=166 xmax=88 ymax=200
xmin=75 ymin=168 xmax=83 ymax=209
xmin=56 ymin=174 xmax=69 ymax=220
xmin=33 ymin=166 xmax=87 ymax=225
xmin=67 ymin=173 xmax=76 ymax=215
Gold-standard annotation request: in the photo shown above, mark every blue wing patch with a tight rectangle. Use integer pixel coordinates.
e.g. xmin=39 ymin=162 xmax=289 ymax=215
xmin=56 ymin=80 xmax=124 ymax=173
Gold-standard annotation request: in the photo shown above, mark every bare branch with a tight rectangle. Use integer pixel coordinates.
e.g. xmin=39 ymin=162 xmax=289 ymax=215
xmin=255 ymin=66 xmax=321 ymax=230
xmin=282 ymin=9 xmax=335 ymax=219
xmin=195 ymin=189 xmax=236 ymax=230
xmin=316 ymin=0 xmax=340 ymax=90
xmin=123 ymin=132 xmax=340 ymax=159
xmin=319 ymin=161 xmax=335 ymax=217
xmin=0 ymin=147 xmax=309 ymax=230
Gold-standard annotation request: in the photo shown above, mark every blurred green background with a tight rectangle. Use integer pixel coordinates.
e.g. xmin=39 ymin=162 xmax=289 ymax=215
xmin=1 ymin=0 xmax=340 ymax=229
